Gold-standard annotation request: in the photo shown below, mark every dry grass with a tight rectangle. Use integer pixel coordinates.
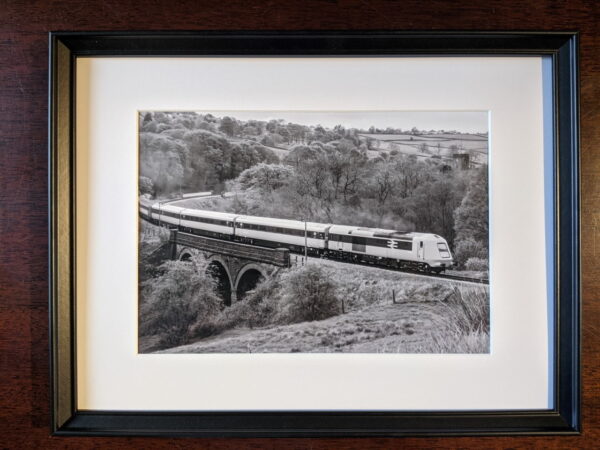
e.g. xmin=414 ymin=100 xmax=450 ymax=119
xmin=160 ymin=277 xmax=490 ymax=354
xmin=416 ymin=286 xmax=490 ymax=353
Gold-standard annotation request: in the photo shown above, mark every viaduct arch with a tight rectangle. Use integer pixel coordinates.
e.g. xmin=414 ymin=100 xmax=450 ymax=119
xmin=176 ymin=245 xmax=276 ymax=304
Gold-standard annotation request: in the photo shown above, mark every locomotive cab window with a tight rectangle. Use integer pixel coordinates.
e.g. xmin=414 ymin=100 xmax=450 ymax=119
xmin=437 ymin=242 xmax=451 ymax=258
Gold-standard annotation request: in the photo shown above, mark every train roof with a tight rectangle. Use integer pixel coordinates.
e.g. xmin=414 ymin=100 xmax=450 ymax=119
xmin=372 ymin=230 xmax=416 ymax=239
xmin=159 ymin=203 xmax=185 ymax=213
xmin=181 ymin=208 xmax=239 ymax=220
xmin=328 ymin=225 xmax=410 ymax=237
xmin=235 ymin=215 xmax=330 ymax=232
xmin=328 ymin=225 xmax=442 ymax=240
xmin=139 ymin=197 xmax=154 ymax=207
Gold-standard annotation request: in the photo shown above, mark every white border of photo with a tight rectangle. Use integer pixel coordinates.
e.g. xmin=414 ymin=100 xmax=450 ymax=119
xmin=75 ymin=56 xmax=552 ymax=411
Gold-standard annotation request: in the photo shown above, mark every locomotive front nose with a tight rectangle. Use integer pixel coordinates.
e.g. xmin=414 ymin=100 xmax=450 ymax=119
xmin=436 ymin=241 xmax=452 ymax=259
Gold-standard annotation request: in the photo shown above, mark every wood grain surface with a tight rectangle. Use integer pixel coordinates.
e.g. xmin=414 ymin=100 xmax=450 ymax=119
xmin=1 ymin=0 xmax=598 ymax=448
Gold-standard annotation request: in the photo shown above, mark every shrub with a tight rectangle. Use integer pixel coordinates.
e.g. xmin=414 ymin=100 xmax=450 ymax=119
xmin=139 ymin=256 xmax=222 ymax=348
xmin=465 ymin=257 xmax=489 ymax=271
xmin=214 ymin=275 xmax=280 ymax=330
xmin=260 ymin=135 xmax=275 ymax=147
xmin=276 ymin=264 xmax=341 ymax=323
xmin=139 ymin=176 xmax=155 ymax=196
xmin=210 ymin=266 xmax=344 ymax=334
xmin=453 ymin=237 xmax=488 ymax=268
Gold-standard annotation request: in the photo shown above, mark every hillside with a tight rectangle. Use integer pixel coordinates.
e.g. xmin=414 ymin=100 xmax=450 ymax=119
xmin=159 ymin=295 xmax=488 ymax=354
xmin=149 ymin=257 xmax=489 ymax=354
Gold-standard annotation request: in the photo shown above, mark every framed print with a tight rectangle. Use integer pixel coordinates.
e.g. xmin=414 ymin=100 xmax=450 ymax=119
xmin=49 ymin=31 xmax=580 ymax=436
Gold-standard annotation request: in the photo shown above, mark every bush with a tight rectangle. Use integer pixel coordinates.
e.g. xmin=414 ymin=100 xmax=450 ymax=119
xmin=260 ymin=135 xmax=274 ymax=147
xmin=217 ymin=265 xmax=342 ymax=328
xmin=139 ymin=176 xmax=155 ymax=196
xmin=275 ymin=265 xmax=341 ymax=323
xmin=214 ymin=275 xmax=280 ymax=330
xmin=139 ymin=256 xmax=222 ymax=348
xmin=453 ymin=237 xmax=488 ymax=268
xmin=465 ymin=257 xmax=488 ymax=271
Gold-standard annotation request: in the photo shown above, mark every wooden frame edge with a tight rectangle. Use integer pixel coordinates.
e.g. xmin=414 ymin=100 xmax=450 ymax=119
xmin=48 ymin=31 xmax=580 ymax=437
xmin=49 ymin=34 xmax=76 ymax=432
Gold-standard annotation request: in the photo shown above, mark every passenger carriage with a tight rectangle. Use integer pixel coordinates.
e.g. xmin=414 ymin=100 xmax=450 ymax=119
xmin=234 ymin=216 xmax=329 ymax=253
xmin=149 ymin=203 xmax=162 ymax=224
xmin=179 ymin=209 xmax=237 ymax=239
xmin=155 ymin=203 xmax=183 ymax=228
xmin=139 ymin=204 xmax=151 ymax=222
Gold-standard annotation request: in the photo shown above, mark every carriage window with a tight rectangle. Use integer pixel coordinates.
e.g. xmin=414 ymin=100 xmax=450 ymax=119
xmin=351 ymin=236 xmax=366 ymax=252
xmin=368 ymin=238 xmax=388 ymax=248
xmin=397 ymin=240 xmax=412 ymax=251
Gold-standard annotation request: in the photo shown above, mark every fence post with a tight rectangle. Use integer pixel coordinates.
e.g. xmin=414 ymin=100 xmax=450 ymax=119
xmin=392 ymin=289 xmax=396 ymax=304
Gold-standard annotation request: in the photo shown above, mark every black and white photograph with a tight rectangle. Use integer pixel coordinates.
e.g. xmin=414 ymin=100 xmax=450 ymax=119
xmin=138 ymin=110 xmax=490 ymax=354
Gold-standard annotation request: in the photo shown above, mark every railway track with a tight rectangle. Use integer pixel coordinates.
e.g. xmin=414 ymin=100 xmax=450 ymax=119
xmin=295 ymin=254 xmax=489 ymax=286
xmin=417 ymin=271 xmax=489 ymax=285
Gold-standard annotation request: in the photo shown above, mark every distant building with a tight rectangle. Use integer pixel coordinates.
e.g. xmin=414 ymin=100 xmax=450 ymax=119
xmin=452 ymin=153 xmax=470 ymax=170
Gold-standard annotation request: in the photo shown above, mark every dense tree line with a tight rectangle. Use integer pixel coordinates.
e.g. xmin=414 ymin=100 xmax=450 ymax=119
xmin=140 ymin=112 xmax=278 ymax=197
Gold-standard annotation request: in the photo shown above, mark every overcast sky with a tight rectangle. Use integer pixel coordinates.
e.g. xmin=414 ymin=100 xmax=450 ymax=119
xmin=195 ymin=110 xmax=489 ymax=133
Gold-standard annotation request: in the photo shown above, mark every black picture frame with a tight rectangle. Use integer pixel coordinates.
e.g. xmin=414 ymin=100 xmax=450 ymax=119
xmin=49 ymin=31 xmax=580 ymax=437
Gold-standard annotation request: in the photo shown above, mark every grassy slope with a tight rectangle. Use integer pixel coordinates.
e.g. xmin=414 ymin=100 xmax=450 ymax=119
xmin=159 ymin=260 xmax=489 ymax=354
xmin=161 ymin=302 xmax=442 ymax=353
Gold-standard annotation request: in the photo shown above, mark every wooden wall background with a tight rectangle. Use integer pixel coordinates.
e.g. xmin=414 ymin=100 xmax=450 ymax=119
xmin=1 ymin=0 xmax=598 ymax=448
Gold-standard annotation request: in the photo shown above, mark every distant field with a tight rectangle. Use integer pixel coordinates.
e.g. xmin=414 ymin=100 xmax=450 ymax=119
xmin=359 ymin=133 xmax=488 ymax=142
xmin=357 ymin=133 xmax=488 ymax=165
xmin=360 ymin=133 xmax=488 ymax=153
xmin=229 ymin=133 xmax=489 ymax=164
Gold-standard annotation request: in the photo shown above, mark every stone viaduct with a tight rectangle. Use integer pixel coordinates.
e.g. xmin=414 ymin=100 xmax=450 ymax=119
xmin=168 ymin=230 xmax=290 ymax=305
